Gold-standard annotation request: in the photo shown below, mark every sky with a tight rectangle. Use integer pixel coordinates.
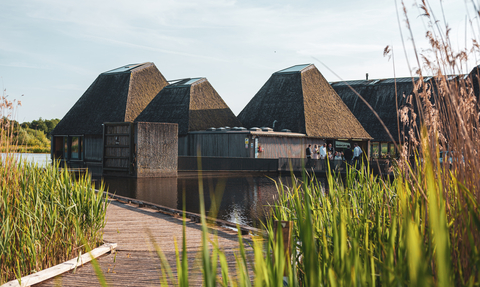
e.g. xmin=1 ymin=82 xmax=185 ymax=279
xmin=0 ymin=0 xmax=478 ymax=123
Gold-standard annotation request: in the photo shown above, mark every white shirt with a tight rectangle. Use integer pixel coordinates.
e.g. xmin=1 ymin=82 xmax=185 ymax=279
xmin=353 ymin=146 xmax=362 ymax=157
xmin=319 ymin=146 xmax=327 ymax=158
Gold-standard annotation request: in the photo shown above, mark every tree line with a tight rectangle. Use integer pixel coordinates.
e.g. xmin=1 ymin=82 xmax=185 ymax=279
xmin=2 ymin=118 xmax=60 ymax=152
xmin=19 ymin=118 xmax=60 ymax=139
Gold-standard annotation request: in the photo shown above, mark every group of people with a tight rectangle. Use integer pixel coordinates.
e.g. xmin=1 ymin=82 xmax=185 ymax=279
xmin=306 ymin=143 xmax=363 ymax=164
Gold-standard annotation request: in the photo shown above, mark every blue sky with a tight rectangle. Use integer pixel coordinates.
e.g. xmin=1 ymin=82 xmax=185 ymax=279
xmin=0 ymin=0 xmax=476 ymax=122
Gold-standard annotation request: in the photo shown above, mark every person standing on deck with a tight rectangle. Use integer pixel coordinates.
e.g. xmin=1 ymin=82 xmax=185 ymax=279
xmin=327 ymin=143 xmax=335 ymax=160
xmin=353 ymin=143 xmax=362 ymax=165
xmin=306 ymin=144 xmax=312 ymax=159
xmin=319 ymin=143 xmax=327 ymax=159
xmin=343 ymin=144 xmax=353 ymax=163
xmin=313 ymin=145 xmax=319 ymax=160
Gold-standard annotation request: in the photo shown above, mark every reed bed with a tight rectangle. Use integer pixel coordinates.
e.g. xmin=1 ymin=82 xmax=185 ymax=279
xmin=0 ymin=97 xmax=109 ymax=284
xmin=151 ymin=1 xmax=480 ymax=286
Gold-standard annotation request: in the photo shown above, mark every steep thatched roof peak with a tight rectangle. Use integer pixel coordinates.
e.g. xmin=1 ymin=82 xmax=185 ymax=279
xmin=275 ymin=64 xmax=312 ymax=74
xmin=331 ymin=78 xmax=416 ymax=143
xmin=237 ymin=64 xmax=371 ymax=140
xmin=332 ymin=73 xmax=474 ymax=143
xmin=102 ymin=63 xmax=147 ymax=74
xmin=470 ymin=64 xmax=480 ymax=100
xmin=52 ymin=62 xmax=168 ymax=135
xmin=135 ymin=77 xmax=241 ymax=135
xmin=166 ymin=77 xmax=206 ymax=87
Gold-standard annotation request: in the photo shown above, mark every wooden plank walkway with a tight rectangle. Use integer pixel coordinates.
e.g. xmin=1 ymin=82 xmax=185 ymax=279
xmin=36 ymin=200 xmax=253 ymax=286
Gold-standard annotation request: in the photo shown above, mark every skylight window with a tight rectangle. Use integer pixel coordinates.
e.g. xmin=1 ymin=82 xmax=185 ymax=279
xmin=276 ymin=64 xmax=311 ymax=73
xmin=104 ymin=64 xmax=143 ymax=74
xmin=182 ymin=78 xmax=203 ymax=85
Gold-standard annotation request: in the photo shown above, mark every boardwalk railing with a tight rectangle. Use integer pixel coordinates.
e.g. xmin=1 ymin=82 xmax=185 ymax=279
xmin=101 ymin=191 xmax=265 ymax=236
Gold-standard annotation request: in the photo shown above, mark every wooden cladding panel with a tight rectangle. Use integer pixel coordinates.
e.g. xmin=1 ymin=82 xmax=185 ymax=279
xmin=84 ymin=136 xmax=103 ymax=161
xmin=103 ymin=123 xmax=132 ymax=172
xmin=104 ymin=147 xmax=130 ymax=158
xmin=187 ymin=133 xmax=250 ymax=157
xmin=105 ymin=125 xmax=129 ymax=135
xmin=104 ymin=158 xmax=129 ymax=168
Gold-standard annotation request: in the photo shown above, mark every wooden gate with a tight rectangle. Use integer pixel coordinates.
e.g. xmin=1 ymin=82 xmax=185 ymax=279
xmin=103 ymin=122 xmax=134 ymax=175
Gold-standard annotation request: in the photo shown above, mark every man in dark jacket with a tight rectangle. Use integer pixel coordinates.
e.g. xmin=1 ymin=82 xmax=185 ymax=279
xmin=343 ymin=144 xmax=353 ymax=163
xmin=306 ymin=144 xmax=312 ymax=159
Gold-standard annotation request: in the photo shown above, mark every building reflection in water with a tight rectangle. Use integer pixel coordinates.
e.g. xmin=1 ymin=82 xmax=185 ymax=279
xmin=96 ymin=177 xmax=178 ymax=209
xmin=96 ymin=174 xmax=317 ymax=227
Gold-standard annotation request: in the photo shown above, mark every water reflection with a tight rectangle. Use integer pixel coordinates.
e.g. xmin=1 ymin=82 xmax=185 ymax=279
xmin=9 ymin=153 xmax=329 ymax=227
xmin=98 ymin=177 xmax=178 ymax=208
xmin=1 ymin=153 xmax=51 ymax=167
xmin=97 ymin=174 xmax=295 ymax=227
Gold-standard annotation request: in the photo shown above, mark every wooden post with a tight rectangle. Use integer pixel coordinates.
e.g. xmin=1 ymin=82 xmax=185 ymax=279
xmin=273 ymin=220 xmax=293 ymax=276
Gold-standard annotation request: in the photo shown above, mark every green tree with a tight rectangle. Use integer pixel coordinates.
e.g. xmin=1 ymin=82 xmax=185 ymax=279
xmin=20 ymin=118 xmax=60 ymax=139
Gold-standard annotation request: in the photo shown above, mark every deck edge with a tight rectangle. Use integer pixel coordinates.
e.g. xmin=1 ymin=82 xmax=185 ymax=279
xmin=1 ymin=243 xmax=117 ymax=287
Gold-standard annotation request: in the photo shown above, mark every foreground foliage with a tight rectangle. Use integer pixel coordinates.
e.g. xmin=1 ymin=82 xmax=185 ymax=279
xmin=0 ymin=157 xmax=108 ymax=284
xmin=0 ymin=80 xmax=109 ymax=284
xmin=153 ymin=1 xmax=480 ymax=286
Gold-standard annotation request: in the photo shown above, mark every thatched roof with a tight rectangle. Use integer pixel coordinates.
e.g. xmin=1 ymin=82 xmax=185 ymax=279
xmin=333 ymin=73 xmax=479 ymax=143
xmin=331 ymin=77 xmax=417 ymax=142
xmin=237 ymin=64 xmax=371 ymax=139
xmin=52 ymin=62 xmax=168 ymax=136
xmin=470 ymin=65 xmax=480 ymax=100
xmin=134 ymin=78 xmax=242 ymax=135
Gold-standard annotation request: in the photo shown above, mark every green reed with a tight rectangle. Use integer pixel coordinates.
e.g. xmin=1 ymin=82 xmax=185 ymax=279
xmin=268 ymin=157 xmax=477 ymax=286
xmin=0 ymin=156 xmax=108 ymax=284
xmin=98 ymin=0 xmax=479 ymax=284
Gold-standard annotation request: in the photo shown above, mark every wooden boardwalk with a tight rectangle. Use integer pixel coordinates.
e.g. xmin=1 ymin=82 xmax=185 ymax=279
xmin=36 ymin=200 xmax=253 ymax=286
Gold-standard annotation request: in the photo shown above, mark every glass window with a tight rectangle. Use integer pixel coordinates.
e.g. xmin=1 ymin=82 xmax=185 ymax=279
xmin=53 ymin=137 xmax=64 ymax=159
xmin=64 ymin=137 xmax=68 ymax=159
xmin=70 ymin=136 xmax=83 ymax=160
xmin=276 ymin=64 xmax=311 ymax=73
xmin=79 ymin=137 xmax=83 ymax=160
xmin=371 ymin=142 xmax=379 ymax=158
xmin=381 ymin=143 xmax=388 ymax=158
xmin=389 ymin=143 xmax=396 ymax=157
xmin=182 ymin=78 xmax=202 ymax=85
xmin=103 ymin=64 xmax=142 ymax=74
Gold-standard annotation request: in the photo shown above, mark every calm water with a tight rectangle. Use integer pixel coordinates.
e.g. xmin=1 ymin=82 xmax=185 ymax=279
xmin=95 ymin=174 xmax=296 ymax=227
xmin=1 ymin=153 xmax=51 ymax=166
xmin=11 ymin=153 xmax=322 ymax=227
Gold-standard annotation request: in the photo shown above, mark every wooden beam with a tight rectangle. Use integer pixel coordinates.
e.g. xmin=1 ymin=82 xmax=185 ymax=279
xmin=1 ymin=243 xmax=117 ymax=287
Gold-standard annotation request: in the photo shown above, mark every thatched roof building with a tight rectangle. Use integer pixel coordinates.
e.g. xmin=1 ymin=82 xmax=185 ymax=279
xmin=470 ymin=65 xmax=480 ymax=99
xmin=52 ymin=62 xmax=168 ymax=136
xmin=237 ymin=64 xmax=371 ymax=140
xmin=332 ymin=73 xmax=477 ymax=143
xmin=135 ymin=77 xmax=241 ymax=136
xmin=331 ymin=77 xmax=417 ymax=143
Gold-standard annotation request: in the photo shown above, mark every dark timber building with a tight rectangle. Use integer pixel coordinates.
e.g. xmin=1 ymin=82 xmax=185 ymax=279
xmin=51 ymin=63 xmax=169 ymax=174
xmin=331 ymin=77 xmax=415 ymax=159
xmin=331 ymin=68 xmax=479 ymax=159
xmin=135 ymin=77 xmax=242 ymax=156
xmin=237 ymin=64 xmax=372 ymax=158
xmin=471 ymin=65 xmax=480 ymax=100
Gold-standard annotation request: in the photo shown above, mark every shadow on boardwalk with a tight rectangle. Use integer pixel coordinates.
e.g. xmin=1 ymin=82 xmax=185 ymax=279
xmin=37 ymin=200 xmax=253 ymax=286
